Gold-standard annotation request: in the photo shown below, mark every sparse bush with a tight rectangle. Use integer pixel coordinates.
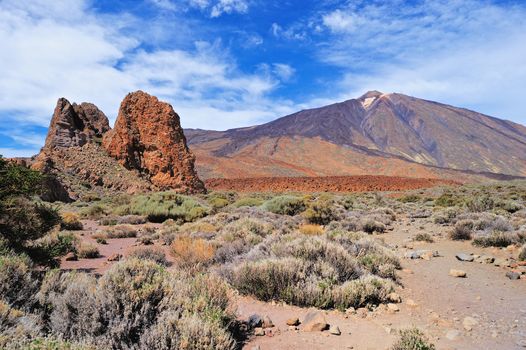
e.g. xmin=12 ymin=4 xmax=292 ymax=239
xmin=303 ymin=198 xmax=338 ymax=225
xmin=391 ymin=328 xmax=436 ymax=350
xmin=208 ymin=197 xmax=229 ymax=210
xmin=299 ymin=224 xmax=324 ymax=235
xmin=465 ymin=194 xmax=494 ymax=212
xmin=519 ymin=244 xmax=526 ymax=261
xmin=60 ymin=212 xmax=83 ymax=231
xmin=0 ymin=254 xmax=40 ymax=310
xmin=433 ymin=208 xmax=459 ymax=224
xmin=98 ymin=216 xmax=118 ymax=226
xmin=362 ymin=220 xmax=386 ymax=234
xmin=77 ymin=244 xmax=99 ymax=259
xmin=414 ymin=233 xmax=434 ymax=243
xmin=263 ymin=195 xmax=305 ymax=216
xmin=332 ymin=275 xmax=395 ymax=310
xmin=128 ymin=247 xmax=169 ymax=266
xmin=472 ymin=231 xmax=519 ymax=247
xmin=340 ymin=195 xmax=354 ymax=210
xmin=233 ymin=197 xmax=263 ymax=208
xmin=122 ymin=192 xmax=209 ymax=223
xmin=117 ymin=215 xmax=146 ymax=225
xmin=399 ymin=194 xmax=420 ymax=203
xmin=96 ymin=237 xmax=107 ymax=245
xmin=498 ymin=201 xmax=522 ymax=213
xmin=434 ymin=192 xmax=458 ymax=207
xmin=170 ymin=236 xmax=215 ymax=270
xmin=94 ymin=225 xmax=138 ymax=239
xmin=80 ymin=204 xmax=108 ymax=219
xmin=449 ymin=220 xmax=473 ymax=240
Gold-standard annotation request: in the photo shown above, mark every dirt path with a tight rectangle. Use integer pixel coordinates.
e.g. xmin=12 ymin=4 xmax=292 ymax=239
xmin=239 ymin=216 xmax=526 ymax=350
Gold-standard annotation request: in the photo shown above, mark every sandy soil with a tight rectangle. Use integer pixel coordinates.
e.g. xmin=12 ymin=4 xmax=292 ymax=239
xmin=61 ymin=216 xmax=526 ymax=349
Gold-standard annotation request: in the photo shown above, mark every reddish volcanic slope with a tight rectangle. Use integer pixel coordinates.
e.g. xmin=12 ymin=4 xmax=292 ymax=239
xmin=186 ymin=91 xmax=526 ymax=181
xmin=205 ymin=175 xmax=458 ymax=193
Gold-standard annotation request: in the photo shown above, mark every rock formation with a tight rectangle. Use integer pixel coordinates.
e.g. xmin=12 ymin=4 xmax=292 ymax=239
xmin=103 ymin=91 xmax=205 ymax=193
xmin=42 ymin=98 xmax=110 ymax=150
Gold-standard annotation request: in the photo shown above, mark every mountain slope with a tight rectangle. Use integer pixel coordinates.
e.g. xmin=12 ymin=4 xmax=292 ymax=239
xmin=186 ymin=91 xmax=526 ymax=179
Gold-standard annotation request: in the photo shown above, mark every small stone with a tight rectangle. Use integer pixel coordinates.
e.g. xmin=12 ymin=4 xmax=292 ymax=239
xmin=302 ymin=311 xmax=329 ymax=332
xmin=506 ymin=271 xmax=521 ymax=280
xmin=455 ymin=253 xmax=474 ymax=262
xmin=421 ymin=251 xmax=434 ymax=260
xmin=329 ymin=325 xmax=341 ymax=335
xmin=387 ymin=292 xmax=402 ymax=303
xmin=288 ymin=325 xmax=298 ymax=331
xmin=475 ymin=255 xmax=495 ymax=264
xmin=402 ymin=268 xmax=414 ymax=274
xmin=345 ymin=307 xmax=356 ymax=315
xmin=449 ymin=269 xmax=467 ymax=278
xmin=107 ymin=253 xmax=122 ymax=262
xmin=384 ymin=326 xmax=393 ymax=334
xmin=64 ymin=252 xmax=78 ymax=261
xmin=286 ymin=317 xmax=300 ymax=326
xmin=387 ymin=303 xmax=400 ymax=313
xmin=262 ymin=315 xmax=274 ymax=328
xmin=463 ymin=316 xmax=478 ymax=331
xmin=254 ymin=327 xmax=265 ymax=336
xmin=446 ymin=329 xmax=461 ymax=340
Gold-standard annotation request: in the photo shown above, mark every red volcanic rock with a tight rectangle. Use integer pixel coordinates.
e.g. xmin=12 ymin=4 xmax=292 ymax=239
xmin=103 ymin=91 xmax=205 ymax=193
xmin=43 ymin=98 xmax=110 ymax=150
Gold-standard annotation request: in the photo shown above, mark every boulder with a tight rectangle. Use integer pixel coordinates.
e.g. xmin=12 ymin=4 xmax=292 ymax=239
xmin=286 ymin=317 xmax=300 ymax=326
xmin=506 ymin=271 xmax=521 ymax=280
xmin=455 ymin=253 xmax=474 ymax=262
xmin=329 ymin=325 xmax=341 ymax=335
xmin=103 ymin=91 xmax=205 ymax=193
xmin=302 ymin=311 xmax=329 ymax=332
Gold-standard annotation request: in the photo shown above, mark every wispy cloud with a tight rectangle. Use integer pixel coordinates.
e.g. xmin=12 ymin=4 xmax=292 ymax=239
xmin=312 ymin=0 xmax=526 ymax=120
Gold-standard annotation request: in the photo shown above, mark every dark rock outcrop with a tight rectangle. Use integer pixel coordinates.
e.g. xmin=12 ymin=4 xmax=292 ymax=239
xmin=103 ymin=91 xmax=205 ymax=193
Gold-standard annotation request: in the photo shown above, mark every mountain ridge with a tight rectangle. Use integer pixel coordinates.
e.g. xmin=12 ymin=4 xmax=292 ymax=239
xmin=185 ymin=91 xmax=526 ymax=179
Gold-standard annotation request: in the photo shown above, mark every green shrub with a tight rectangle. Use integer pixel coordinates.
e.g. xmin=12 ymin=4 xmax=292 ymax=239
xmin=303 ymin=199 xmax=338 ymax=225
xmin=434 ymin=193 xmax=458 ymax=207
xmin=208 ymin=197 xmax=229 ymax=210
xmin=233 ymin=197 xmax=264 ymax=208
xmin=93 ymin=225 xmax=137 ymax=239
xmin=122 ymin=192 xmax=209 ymax=223
xmin=465 ymin=194 xmax=494 ymax=212
xmin=399 ymin=194 xmax=420 ymax=203
xmin=391 ymin=328 xmax=436 ymax=350
xmin=263 ymin=195 xmax=306 ymax=216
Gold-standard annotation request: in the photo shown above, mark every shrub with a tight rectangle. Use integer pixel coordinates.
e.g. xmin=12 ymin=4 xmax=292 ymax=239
xmin=340 ymin=195 xmax=354 ymax=210
xmin=434 ymin=192 xmax=458 ymax=207
xmin=519 ymin=244 xmax=526 ymax=261
xmin=123 ymin=192 xmax=209 ymax=223
xmin=449 ymin=220 xmax=473 ymax=240
xmin=127 ymin=247 xmax=169 ymax=266
xmin=391 ymin=328 xmax=436 ymax=350
xmin=208 ymin=197 xmax=230 ymax=210
xmin=77 ymin=244 xmax=99 ymax=259
xmin=303 ymin=199 xmax=338 ymax=225
xmin=60 ymin=212 xmax=83 ymax=231
xmin=414 ymin=233 xmax=434 ymax=243
xmin=299 ymin=224 xmax=324 ymax=235
xmin=96 ymin=237 xmax=107 ymax=245
xmin=498 ymin=201 xmax=522 ymax=213
xmin=362 ymin=220 xmax=386 ymax=234
xmin=399 ymin=194 xmax=420 ymax=203
xmin=263 ymin=195 xmax=305 ymax=216
xmin=94 ymin=225 xmax=138 ymax=239
xmin=332 ymin=275 xmax=395 ymax=310
xmin=472 ymin=231 xmax=519 ymax=247
xmin=117 ymin=215 xmax=146 ymax=225
xmin=0 ymin=254 xmax=40 ymax=310
xmin=80 ymin=204 xmax=108 ymax=219
xmin=233 ymin=197 xmax=263 ymax=208
xmin=98 ymin=216 xmax=118 ymax=226
xmin=465 ymin=194 xmax=494 ymax=212
xmin=170 ymin=236 xmax=215 ymax=270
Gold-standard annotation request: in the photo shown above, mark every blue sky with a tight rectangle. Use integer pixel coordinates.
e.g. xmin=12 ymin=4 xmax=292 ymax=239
xmin=1 ymin=0 xmax=526 ymax=157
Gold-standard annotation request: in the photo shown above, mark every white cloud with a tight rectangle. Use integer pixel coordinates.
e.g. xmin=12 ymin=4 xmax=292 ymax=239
xmin=314 ymin=0 xmax=526 ymax=123
xmin=211 ymin=0 xmax=248 ymax=17
xmin=272 ymin=64 xmax=295 ymax=82
xmin=0 ymin=0 xmax=296 ymax=157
